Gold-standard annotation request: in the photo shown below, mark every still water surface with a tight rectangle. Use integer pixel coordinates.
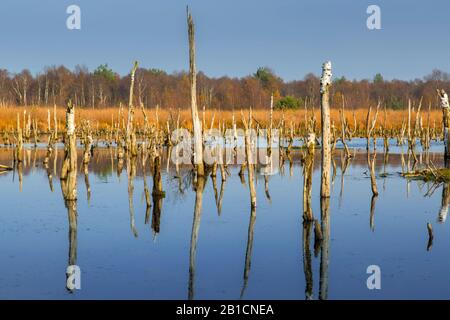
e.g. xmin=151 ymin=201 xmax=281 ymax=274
xmin=0 ymin=139 xmax=449 ymax=299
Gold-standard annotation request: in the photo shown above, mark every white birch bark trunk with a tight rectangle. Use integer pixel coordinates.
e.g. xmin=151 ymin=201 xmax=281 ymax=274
xmin=320 ymin=61 xmax=332 ymax=198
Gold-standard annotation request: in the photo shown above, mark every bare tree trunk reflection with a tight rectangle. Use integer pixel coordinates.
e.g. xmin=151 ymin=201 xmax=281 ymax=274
xmin=151 ymin=156 xmax=165 ymax=236
xmin=370 ymin=195 xmax=378 ymax=232
xmin=127 ymin=156 xmax=138 ymax=238
xmin=217 ymin=178 xmax=226 ymax=216
xmin=240 ymin=205 xmax=256 ymax=299
xmin=64 ymin=198 xmax=78 ymax=293
xmin=17 ymin=161 xmax=23 ymax=192
xmin=83 ymin=163 xmax=91 ymax=205
xmin=211 ymin=173 xmax=219 ymax=214
xmin=264 ymin=175 xmax=271 ymax=203
xmin=188 ymin=176 xmax=206 ymax=300
xmin=313 ymin=219 xmax=322 ymax=258
xmin=302 ymin=221 xmax=313 ymax=300
xmin=427 ymin=222 xmax=434 ymax=251
xmin=438 ymin=182 xmax=450 ymax=223
xmin=117 ymin=157 xmax=124 ymax=178
xmin=319 ymin=197 xmax=330 ymax=300
xmin=339 ymin=151 xmax=351 ymax=208
xmin=45 ymin=162 xmax=54 ymax=192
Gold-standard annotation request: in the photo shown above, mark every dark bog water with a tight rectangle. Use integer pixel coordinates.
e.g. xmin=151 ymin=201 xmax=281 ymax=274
xmin=0 ymin=139 xmax=449 ymax=300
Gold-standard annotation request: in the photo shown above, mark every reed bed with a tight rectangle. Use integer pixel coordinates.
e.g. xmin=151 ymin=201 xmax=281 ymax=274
xmin=0 ymin=105 xmax=443 ymax=133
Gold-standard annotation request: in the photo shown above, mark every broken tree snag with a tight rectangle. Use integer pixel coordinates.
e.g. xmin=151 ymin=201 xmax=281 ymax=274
xmin=303 ymin=133 xmax=315 ymax=221
xmin=368 ymin=151 xmax=378 ymax=196
xmin=366 ymin=101 xmax=380 ymax=151
xmin=438 ymin=89 xmax=450 ymax=165
xmin=61 ymin=101 xmax=77 ymax=201
xmin=126 ymin=61 xmax=139 ymax=157
xmin=320 ymin=61 xmax=332 ymax=198
xmin=187 ymin=7 xmax=204 ymax=177
xmin=242 ymin=111 xmax=256 ymax=209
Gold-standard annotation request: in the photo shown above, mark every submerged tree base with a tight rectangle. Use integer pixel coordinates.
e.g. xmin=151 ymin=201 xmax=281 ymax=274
xmin=403 ymin=168 xmax=450 ymax=182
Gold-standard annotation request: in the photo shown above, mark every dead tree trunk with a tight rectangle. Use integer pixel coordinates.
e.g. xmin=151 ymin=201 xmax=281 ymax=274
xmin=126 ymin=61 xmax=139 ymax=157
xmin=303 ymin=133 xmax=315 ymax=221
xmin=320 ymin=61 xmax=332 ymax=198
xmin=61 ymin=101 xmax=77 ymax=201
xmin=187 ymin=8 xmax=204 ymax=176
xmin=242 ymin=111 xmax=256 ymax=209
xmin=438 ymin=89 xmax=450 ymax=165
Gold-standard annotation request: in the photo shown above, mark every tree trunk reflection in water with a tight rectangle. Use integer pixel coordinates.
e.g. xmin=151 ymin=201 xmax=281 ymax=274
xmin=302 ymin=221 xmax=313 ymax=300
xmin=83 ymin=163 xmax=91 ymax=205
xmin=64 ymin=198 xmax=78 ymax=293
xmin=127 ymin=156 xmax=138 ymax=238
xmin=151 ymin=156 xmax=165 ymax=237
xmin=240 ymin=205 xmax=256 ymax=299
xmin=339 ymin=151 xmax=351 ymax=208
xmin=370 ymin=195 xmax=378 ymax=232
xmin=188 ymin=175 xmax=206 ymax=300
xmin=438 ymin=182 xmax=450 ymax=223
xmin=319 ymin=197 xmax=330 ymax=300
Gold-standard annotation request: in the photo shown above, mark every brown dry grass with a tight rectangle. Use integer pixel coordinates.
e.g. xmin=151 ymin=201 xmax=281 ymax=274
xmin=0 ymin=105 xmax=443 ymax=133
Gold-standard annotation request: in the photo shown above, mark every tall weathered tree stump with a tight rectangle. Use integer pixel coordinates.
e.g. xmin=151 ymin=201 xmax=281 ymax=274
xmin=61 ymin=101 xmax=77 ymax=201
xmin=187 ymin=7 xmax=204 ymax=177
xmin=438 ymin=89 xmax=450 ymax=166
xmin=320 ymin=61 xmax=332 ymax=198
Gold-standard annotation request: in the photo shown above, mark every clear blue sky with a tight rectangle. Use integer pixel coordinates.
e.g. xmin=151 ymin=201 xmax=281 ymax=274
xmin=0 ymin=0 xmax=449 ymax=81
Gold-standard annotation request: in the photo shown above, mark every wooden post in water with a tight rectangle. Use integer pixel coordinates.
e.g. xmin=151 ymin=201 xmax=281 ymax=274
xmin=61 ymin=101 xmax=77 ymax=201
xmin=187 ymin=7 xmax=204 ymax=177
xmin=438 ymin=89 xmax=450 ymax=165
xmin=320 ymin=61 xmax=332 ymax=198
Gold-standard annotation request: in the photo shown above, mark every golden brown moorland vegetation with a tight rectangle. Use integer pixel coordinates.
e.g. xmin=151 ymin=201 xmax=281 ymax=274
xmin=0 ymin=105 xmax=443 ymax=133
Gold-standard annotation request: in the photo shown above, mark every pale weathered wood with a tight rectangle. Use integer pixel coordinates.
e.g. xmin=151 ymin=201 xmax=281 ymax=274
xmin=61 ymin=101 xmax=77 ymax=201
xmin=320 ymin=61 xmax=332 ymax=198
xmin=126 ymin=61 xmax=139 ymax=157
xmin=242 ymin=110 xmax=256 ymax=209
xmin=438 ymin=89 xmax=450 ymax=163
xmin=187 ymin=8 xmax=204 ymax=176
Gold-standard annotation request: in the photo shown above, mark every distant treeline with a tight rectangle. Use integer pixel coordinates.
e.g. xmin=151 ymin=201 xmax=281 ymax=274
xmin=1 ymin=65 xmax=449 ymax=110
